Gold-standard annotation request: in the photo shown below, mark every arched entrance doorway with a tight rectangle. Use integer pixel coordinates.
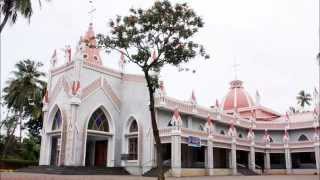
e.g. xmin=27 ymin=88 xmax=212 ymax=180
xmin=85 ymin=108 xmax=112 ymax=167
xmin=49 ymin=108 xmax=62 ymax=166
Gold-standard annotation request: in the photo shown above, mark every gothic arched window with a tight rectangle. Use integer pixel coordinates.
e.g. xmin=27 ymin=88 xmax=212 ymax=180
xmin=220 ymin=130 xmax=225 ymax=135
xmin=238 ymin=133 xmax=243 ymax=138
xmin=269 ymin=137 xmax=274 ymax=143
xmin=128 ymin=119 xmax=138 ymax=160
xmin=52 ymin=109 xmax=62 ymax=130
xmin=129 ymin=120 xmax=138 ymax=132
xmin=88 ymin=108 xmax=109 ymax=132
xmin=298 ymin=134 xmax=309 ymax=141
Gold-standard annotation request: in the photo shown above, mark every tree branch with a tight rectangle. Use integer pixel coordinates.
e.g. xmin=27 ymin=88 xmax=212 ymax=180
xmin=0 ymin=13 xmax=10 ymax=33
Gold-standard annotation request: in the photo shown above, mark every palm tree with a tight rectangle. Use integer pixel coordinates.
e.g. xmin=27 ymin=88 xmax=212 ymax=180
xmin=296 ymin=90 xmax=312 ymax=108
xmin=2 ymin=59 xmax=46 ymax=142
xmin=0 ymin=0 xmax=50 ymax=33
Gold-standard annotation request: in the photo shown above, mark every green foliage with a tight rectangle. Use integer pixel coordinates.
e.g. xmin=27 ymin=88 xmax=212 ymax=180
xmin=0 ymin=158 xmax=38 ymax=165
xmin=0 ymin=0 xmax=50 ymax=32
xmin=0 ymin=158 xmax=38 ymax=169
xmin=0 ymin=134 xmax=39 ymax=161
xmin=97 ymin=0 xmax=209 ymax=89
xmin=20 ymin=136 xmax=40 ymax=161
xmin=2 ymin=59 xmax=46 ymax=139
xmin=1 ymin=59 xmax=46 ymax=160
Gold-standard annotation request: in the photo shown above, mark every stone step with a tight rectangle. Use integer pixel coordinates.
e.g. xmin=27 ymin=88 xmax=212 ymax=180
xmin=16 ymin=166 xmax=130 ymax=175
xmin=143 ymin=166 xmax=170 ymax=177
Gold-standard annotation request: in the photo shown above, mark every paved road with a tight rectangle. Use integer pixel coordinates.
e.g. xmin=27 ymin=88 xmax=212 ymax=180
xmin=0 ymin=173 xmax=318 ymax=180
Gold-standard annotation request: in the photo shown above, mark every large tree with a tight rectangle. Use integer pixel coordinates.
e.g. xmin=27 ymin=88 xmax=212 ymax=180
xmin=0 ymin=0 xmax=49 ymax=33
xmin=296 ymin=90 xmax=312 ymax=108
xmin=97 ymin=1 xmax=209 ymax=179
xmin=2 ymin=59 xmax=46 ymax=142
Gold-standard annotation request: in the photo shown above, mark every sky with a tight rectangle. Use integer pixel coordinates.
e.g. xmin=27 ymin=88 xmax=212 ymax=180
xmin=2 ymin=0 xmax=319 ymax=116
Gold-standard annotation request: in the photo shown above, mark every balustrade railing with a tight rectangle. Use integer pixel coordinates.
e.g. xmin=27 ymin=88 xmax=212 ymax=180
xmin=155 ymin=96 xmax=315 ymax=131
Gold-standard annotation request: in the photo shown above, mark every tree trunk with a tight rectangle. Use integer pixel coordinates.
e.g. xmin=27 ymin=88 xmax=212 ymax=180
xmin=144 ymin=71 xmax=165 ymax=180
xmin=19 ymin=111 xmax=23 ymax=143
xmin=0 ymin=13 xmax=10 ymax=33
xmin=19 ymin=116 xmax=22 ymax=142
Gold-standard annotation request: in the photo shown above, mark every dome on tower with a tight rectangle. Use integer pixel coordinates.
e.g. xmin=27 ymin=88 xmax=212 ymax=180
xmin=221 ymin=80 xmax=255 ymax=111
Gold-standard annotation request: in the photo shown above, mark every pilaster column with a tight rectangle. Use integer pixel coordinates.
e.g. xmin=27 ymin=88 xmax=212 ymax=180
xmin=39 ymin=104 xmax=49 ymax=165
xmin=249 ymin=146 xmax=255 ymax=171
xmin=315 ymin=144 xmax=320 ymax=174
xmin=65 ymin=96 xmax=81 ymax=166
xmin=171 ymin=128 xmax=181 ymax=177
xmin=231 ymin=138 xmax=237 ymax=175
xmin=264 ymin=150 xmax=271 ymax=173
xmin=207 ymin=137 xmax=214 ymax=175
xmin=284 ymin=148 xmax=292 ymax=174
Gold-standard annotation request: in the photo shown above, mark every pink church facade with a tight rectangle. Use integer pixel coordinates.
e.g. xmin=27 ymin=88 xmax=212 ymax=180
xmin=39 ymin=24 xmax=320 ymax=177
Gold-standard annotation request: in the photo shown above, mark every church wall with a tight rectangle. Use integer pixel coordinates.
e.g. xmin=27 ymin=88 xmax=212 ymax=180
xmin=50 ymin=66 xmax=75 ymax=90
xmin=118 ymin=79 xmax=150 ymax=169
xmin=180 ymin=114 xmax=188 ymax=128
xmin=254 ymin=130 xmax=284 ymax=143
xmin=80 ymin=67 xmax=122 ymax=97
xmin=236 ymin=127 xmax=247 ymax=139
xmin=214 ymin=122 xmax=229 ymax=135
xmin=191 ymin=117 xmax=205 ymax=131
xmin=40 ymin=81 xmax=72 ymax=166
xmin=268 ymin=131 xmax=285 ymax=143
xmin=254 ymin=130 xmax=264 ymax=142
xmin=157 ymin=110 xmax=173 ymax=128
xmin=289 ymin=128 xmax=314 ymax=142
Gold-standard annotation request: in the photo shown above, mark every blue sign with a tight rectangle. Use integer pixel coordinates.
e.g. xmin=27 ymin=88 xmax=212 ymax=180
xmin=187 ymin=136 xmax=201 ymax=147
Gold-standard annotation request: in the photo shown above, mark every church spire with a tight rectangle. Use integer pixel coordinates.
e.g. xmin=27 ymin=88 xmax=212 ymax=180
xmin=82 ymin=23 xmax=102 ymax=65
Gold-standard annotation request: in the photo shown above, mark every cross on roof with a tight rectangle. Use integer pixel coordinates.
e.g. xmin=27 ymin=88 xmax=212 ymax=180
xmin=88 ymin=0 xmax=96 ymax=23
xmin=232 ymin=58 xmax=240 ymax=80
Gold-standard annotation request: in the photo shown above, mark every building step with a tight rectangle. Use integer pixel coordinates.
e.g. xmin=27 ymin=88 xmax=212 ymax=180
xmin=16 ymin=166 xmax=130 ymax=175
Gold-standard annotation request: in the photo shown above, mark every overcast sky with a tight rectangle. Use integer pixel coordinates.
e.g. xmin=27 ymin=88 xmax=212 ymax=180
xmin=2 ymin=0 xmax=319 ymax=115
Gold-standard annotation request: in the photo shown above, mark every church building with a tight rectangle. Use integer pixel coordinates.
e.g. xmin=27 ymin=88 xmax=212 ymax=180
xmin=39 ymin=24 xmax=320 ymax=177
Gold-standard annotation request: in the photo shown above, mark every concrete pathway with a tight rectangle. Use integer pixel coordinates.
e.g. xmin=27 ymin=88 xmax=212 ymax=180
xmin=0 ymin=173 xmax=318 ymax=180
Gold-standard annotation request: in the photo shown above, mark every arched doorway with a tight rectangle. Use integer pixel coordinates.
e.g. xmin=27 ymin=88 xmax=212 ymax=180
xmin=85 ymin=108 xmax=112 ymax=167
xmin=50 ymin=108 xmax=62 ymax=166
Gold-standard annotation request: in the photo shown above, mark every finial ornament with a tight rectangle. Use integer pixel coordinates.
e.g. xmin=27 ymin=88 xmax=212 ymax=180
xmin=228 ymin=122 xmax=236 ymax=137
xmin=190 ymin=90 xmax=197 ymax=105
xmin=61 ymin=45 xmax=72 ymax=63
xmin=283 ymin=128 xmax=289 ymax=143
xmin=50 ymin=49 xmax=58 ymax=68
xmin=247 ymin=127 xmax=255 ymax=140
xmin=205 ymin=114 xmax=214 ymax=136
xmin=170 ymin=107 xmax=182 ymax=129
xmin=43 ymin=89 xmax=49 ymax=104
xmin=75 ymin=36 xmax=86 ymax=60
xmin=71 ymin=81 xmax=81 ymax=96
xmin=263 ymin=129 xmax=271 ymax=144
xmin=119 ymin=50 xmax=126 ymax=72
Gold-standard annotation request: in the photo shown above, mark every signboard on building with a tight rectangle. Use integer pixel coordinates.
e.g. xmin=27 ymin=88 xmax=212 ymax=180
xmin=187 ymin=136 xmax=201 ymax=147
xmin=121 ymin=154 xmax=129 ymax=160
